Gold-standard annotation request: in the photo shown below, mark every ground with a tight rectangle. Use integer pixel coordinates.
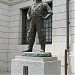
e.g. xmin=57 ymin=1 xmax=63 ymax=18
xmin=0 ymin=72 xmax=10 ymax=75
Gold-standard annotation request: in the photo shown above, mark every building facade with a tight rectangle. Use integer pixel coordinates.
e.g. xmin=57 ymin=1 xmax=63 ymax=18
xmin=0 ymin=0 xmax=75 ymax=75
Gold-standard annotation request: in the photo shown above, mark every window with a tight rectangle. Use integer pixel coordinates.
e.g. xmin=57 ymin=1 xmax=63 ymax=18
xmin=22 ymin=3 xmax=52 ymax=45
xmin=22 ymin=8 xmax=29 ymax=44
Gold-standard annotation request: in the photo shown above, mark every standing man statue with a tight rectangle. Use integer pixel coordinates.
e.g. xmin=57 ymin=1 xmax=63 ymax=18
xmin=23 ymin=0 xmax=52 ymax=52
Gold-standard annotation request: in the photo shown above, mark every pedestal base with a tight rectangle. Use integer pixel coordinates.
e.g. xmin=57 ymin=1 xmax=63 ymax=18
xmin=22 ymin=52 xmax=52 ymax=57
xmin=11 ymin=56 xmax=61 ymax=75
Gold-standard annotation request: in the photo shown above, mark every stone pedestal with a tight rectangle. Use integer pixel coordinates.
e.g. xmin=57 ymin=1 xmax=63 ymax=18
xmin=11 ymin=53 xmax=61 ymax=75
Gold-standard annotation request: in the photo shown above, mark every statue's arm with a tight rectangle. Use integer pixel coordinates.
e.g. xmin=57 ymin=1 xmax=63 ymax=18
xmin=44 ymin=3 xmax=53 ymax=19
xmin=27 ymin=7 xmax=31 ymax=36
xmin=27 ymin=7 xmax=31 ymax=20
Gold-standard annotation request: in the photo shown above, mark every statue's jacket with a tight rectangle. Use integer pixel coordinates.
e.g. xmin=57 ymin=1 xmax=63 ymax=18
xmin=27 ymin=2 xmax=52 ymax=20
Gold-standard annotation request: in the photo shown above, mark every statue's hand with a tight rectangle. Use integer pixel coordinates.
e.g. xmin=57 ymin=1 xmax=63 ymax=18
xmin=44 ymin=14 xmax=50 ymax=19
xmin=27 ymin=30 xmax=30 ymax=37
xmin=44 ymin=13 xmax=53 ymax=20
xmin=27 ymin=14 xmax=31 ymax=20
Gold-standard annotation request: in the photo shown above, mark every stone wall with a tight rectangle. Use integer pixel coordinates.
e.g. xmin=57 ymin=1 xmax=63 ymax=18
xmin=69 ymin=0 xmax=75 ymax=74
xmin=0 ymin=0 xmax=75 ymax=75
xmin=0 ymin=0 xmax=10 ymax=4
xmin=0 ymin=1 xmax=9 ymax=72
xmin=52 ymin=0 xmax=66 ymax=74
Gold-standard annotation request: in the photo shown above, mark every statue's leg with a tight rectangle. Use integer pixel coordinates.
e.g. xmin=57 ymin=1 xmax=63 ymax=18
xmin=28 ymin=21 xmax=36 ymax=52
xmin=36 ymin=19 xmax=46 ymax=52
xmin=22 ymin=20 xmax=36 ymax=52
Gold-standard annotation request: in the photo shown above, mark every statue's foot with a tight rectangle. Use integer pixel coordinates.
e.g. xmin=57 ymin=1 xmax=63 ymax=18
xmin=40 ymin=50 xmax=45 ymax=52
xmin=22 ymin=50 xmax=32 ymax=52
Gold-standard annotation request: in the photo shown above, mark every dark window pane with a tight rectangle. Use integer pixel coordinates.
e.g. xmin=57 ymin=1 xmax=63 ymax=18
xmin=22 ymin=8 xmax=29 ymax=44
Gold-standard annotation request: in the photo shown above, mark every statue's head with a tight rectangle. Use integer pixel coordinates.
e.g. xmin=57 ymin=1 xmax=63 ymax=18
xmin=33 ymin=0 xmax=42 ymax=3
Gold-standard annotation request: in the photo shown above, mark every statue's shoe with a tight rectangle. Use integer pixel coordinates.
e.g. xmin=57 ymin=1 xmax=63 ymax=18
xmin=40 ymin=50 xmax=45 ymax=52
xmin=22 ymin=50 xmax=32 ymax=52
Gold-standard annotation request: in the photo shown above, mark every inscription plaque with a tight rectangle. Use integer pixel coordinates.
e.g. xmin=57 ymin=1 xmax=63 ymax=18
xmin=23 ymin=66 xmax=28 ymax=75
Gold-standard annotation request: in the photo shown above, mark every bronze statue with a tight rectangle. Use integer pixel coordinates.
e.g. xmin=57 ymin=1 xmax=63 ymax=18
xmin=23 ymin=0 xmax=52 ymax=52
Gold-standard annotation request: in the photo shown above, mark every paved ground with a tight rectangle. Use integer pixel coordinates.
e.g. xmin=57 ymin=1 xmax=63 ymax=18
xmin=0 ymin=72 xmax=11 ymax=75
